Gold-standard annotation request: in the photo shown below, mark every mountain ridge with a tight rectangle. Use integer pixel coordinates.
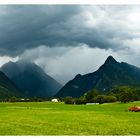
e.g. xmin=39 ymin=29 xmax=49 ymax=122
xmin=56 ymin=56 xmax=140 ymax=98
xmin=1 ymin=60 xmax=62 ymax=98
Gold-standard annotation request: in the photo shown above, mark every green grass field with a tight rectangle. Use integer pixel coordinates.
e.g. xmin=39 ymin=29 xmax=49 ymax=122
xmin=0 ymin=101 xmax=140 ymax=135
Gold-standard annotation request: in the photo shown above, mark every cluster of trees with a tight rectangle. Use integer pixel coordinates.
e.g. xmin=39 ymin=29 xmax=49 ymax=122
xmin=63 ymin=86 xmax=139 ymax=105
xmin=0 ymin=96 xmax=49 ymax=103
xmin=63 ymin=89 xmax=117 ymax=105
xmin=107 ymin=86 xmax=139 ymax=103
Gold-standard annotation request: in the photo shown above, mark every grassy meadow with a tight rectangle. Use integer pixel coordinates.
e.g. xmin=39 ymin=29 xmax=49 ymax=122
xmin=0 ymin=101 xmax=140 ymax=135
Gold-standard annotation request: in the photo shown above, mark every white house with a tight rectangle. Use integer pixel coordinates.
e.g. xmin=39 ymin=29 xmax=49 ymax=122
xmin=51 ymin=98 xmax=58 ymax=102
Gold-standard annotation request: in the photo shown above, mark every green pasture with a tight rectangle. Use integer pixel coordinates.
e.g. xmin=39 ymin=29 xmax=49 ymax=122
xmin=0 ymin=101 xmax=140 ymax=135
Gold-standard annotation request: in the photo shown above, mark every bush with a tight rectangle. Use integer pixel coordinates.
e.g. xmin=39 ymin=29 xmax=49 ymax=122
xmin=128 ymin=106 xmax=140 ymax=112
xmin=93 ymin=95 xmax=117 ymax=104
xmin=107 ymin=92 xmax=120 ymax=100
xmin=103 ymin=95 xmax=117 ymax=103
xmin=75 ymin=98 xmax=86 ymax=105
xmin=64 ymin=97 xmax=75 ymax=104
xmin=93 ymin=95 xmax=105 ymax=104
xmin=84 ymin=89 xmax=100 ymax=103
xmin=58 ymin=97 xmax=65 ymax=102
xmin=9 ymin=96 xmax=17 ymax=102
xmin=110 ymin=86 xmax=138 ymax=103
xmin=30 ymin=97 xmax=44 ymax=102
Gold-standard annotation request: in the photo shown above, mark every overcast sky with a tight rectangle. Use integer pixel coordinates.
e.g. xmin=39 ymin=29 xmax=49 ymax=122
xmin=0 ymin=5 xmax=140 ymax=84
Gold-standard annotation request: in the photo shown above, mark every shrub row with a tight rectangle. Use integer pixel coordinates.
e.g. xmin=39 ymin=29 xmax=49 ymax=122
xmin=64 ymin=95 xmax=117 ymax=105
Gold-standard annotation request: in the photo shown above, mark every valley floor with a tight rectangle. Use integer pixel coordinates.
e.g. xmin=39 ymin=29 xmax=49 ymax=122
xmin=0 ymin=101 xmax=140 ymax=135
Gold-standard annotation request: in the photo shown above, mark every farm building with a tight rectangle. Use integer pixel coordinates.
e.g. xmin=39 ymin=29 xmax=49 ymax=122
xmin=51 ymin=99 xmax=58 ymax=102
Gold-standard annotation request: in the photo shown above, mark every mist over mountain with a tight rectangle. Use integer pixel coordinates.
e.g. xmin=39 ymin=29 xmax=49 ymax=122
xmin=56 ymin=56 xmax=140 ymax=98
xmin=1 ymin=60 xmax=62 ymax=98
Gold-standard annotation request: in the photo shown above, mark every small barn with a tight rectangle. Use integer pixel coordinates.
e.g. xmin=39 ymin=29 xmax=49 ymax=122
xmin=51 ymin=98 xmax=58 ymax=102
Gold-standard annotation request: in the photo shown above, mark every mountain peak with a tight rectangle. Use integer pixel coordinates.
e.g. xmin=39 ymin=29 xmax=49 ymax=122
xmin=75 ymin=74 xmax=82 ymax=79
xmin=104 ymin=56 xmax=117 ymax=64
xmin=1 ymin=60 xmax=62 ymax=98
xmin=56 ymin=55 xmax=140 ymax=98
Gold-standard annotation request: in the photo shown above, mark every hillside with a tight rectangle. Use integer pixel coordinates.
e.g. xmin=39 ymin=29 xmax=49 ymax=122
xmin=56 ymin=56 xmax=140 ymax=98
xmin=0 ymin=71 xmax=21 ymax=99
xmin=1 ymin=60 xmax=62 ymax=98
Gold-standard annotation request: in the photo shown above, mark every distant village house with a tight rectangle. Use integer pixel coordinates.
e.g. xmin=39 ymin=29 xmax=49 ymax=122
xmin=51 ymin=99 xmax=58 ymax=102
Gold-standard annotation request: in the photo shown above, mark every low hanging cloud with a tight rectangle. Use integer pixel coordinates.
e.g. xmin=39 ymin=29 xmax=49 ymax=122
xmin=0 ymin=56 xmax=18 ymax=67
xmin=20 ymin=44 xmax=140 ymax=84
xmin=20 ymin=44 xmax=126 ymax=84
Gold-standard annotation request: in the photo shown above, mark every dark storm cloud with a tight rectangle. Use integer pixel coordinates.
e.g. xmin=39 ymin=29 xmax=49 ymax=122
xmin=1 ymin=5 xmax=140 ymax=84
xmin=0 ymin=5 xmax=80 ymax=56
xmin=0 ymin=5 xmax=136 ymax=56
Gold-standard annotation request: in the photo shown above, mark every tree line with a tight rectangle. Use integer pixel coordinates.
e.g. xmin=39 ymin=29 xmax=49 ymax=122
xmin=62 ymin=86 xmax=140 ymax=104
xmin=0 ymin=86 xmax=139 ymax=104
xmin=0 ymin=96 xmax=50 ymax=102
